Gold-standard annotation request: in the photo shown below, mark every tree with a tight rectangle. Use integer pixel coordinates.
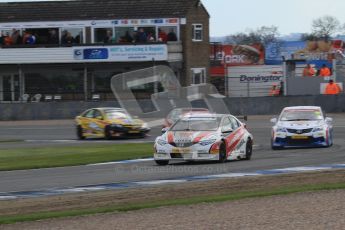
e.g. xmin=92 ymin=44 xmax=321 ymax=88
xmin=300 ymin=33 xmax=320 ymax=41
xmin=256 ymin=26 xmax=279 ymax=45
xmin=311 ymin=15 xmax=340 ymax=41
xmin=224 ymin=26 xmax=279 ymax=45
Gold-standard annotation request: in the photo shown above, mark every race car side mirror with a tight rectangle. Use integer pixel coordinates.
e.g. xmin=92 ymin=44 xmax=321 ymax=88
xmin=270 ymin=118 xmax=277 ymax=123
xmin=325 ymin=117 xmax=333 ymax=123
xmin=161 ymin=127 xmax=169 ymax=134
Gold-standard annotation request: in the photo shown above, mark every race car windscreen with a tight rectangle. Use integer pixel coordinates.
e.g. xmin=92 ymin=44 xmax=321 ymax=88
xmin=105 ymin=110 xmax=131 ymax=120
xmin=280 ymin=110 xmax=323 ymax=121
xmin=167 ymin=108 xmax=210 ymax=123
xmin=170 ymin=117 xmax=221 ymax=131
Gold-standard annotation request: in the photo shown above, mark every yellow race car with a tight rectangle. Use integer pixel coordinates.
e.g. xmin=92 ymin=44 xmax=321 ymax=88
xmin=75 ymin=107 xmax=150 ymax=140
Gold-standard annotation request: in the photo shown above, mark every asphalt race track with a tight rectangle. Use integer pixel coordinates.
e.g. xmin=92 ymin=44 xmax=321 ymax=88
xmin=0 ymin=119 xmax=161 ymax=149
xmin=0 ymin=114 xmax=345 ymax=193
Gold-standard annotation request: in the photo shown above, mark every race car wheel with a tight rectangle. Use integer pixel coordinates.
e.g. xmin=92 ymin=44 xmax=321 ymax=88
xmin=77 ymin=125 xmax=85 ymax=140
xmin=271 ymin=139 xmax=281 ymax=150
xmin=244 ymin=139 xmax=253 ymax=160
xmin=155 ymin=160 xmax=169 ymax=166
xmin=104 ymin=126 xmax=112 ymax=140
xmin=218 ymin=142 xmax=227 ymax=163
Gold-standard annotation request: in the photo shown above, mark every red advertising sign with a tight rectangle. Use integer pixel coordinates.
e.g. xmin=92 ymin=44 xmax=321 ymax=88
xmin=210 ymin=44 xmax=265 ymax=76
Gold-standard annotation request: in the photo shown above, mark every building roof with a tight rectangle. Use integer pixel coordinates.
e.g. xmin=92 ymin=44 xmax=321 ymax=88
xmin=0 ymin=0 xmax=206 ymax=22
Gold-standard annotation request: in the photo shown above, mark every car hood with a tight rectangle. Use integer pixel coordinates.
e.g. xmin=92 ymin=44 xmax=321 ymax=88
xmin=106 ymin=118 xmax=144 ymax=126
xmin=164 ymin=131 xmax=217 ymax=143
xmin=277 ymin=120 xmax=324 ymax=129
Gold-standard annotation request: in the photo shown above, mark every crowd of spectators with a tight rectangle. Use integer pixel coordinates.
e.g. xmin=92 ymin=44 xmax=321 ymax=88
xmin=0 ymin=29 xmax=25 ymax=45
xmin=1 ymin=27 xmax=178 ymax=46
xmin=0 ymin=28 xmax=82 ymax=46
xmin=117 ymin=27 xmax=177 ymax=44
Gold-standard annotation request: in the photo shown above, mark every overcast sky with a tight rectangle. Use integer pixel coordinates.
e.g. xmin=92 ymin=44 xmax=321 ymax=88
xmin=2 ymin=0 xmax=345 ymax=36
xmin=202 ymin=0 xmax=345 ymax=36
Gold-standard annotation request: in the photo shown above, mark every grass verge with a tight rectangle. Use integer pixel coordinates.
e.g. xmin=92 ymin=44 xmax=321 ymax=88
xmin=1 ymin=182 xmax=345 ymax=225
xmin=0 ymin=143 xmax=153 ymax=171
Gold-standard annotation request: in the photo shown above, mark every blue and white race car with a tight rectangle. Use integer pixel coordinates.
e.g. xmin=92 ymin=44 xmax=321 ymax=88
xmin=270 ymin=106 xmax=333 ymax=149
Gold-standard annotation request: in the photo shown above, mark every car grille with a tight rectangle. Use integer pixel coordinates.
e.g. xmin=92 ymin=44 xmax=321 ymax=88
xmin=287 ymin=137 xmax=313 ymax=145
xmin=286 ymin=137 xmax=325 ymax=145
xmin=170 ymin=153 xmax=183 ymax=158
xmin=287 ymin=128 xmax=313 ymax=134
xmin=169 ymin=142 xmax=195 ymax=148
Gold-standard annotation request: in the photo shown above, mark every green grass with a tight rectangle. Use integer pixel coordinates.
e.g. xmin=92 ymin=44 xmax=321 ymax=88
xmin=0 ymin=143 xmax=153 ymax=171
xmin=1 ymin=182 xmax=345 ymax=225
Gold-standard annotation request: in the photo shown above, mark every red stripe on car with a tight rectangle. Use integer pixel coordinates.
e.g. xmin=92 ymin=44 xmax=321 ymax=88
xmin=167 ymin=132 xmax=174 ymax=143
xmin=193 ymin=132 xmax=213 ymax=143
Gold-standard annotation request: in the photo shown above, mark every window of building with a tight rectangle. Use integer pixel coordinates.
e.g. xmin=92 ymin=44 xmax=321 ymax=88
xmin=115 ymin=27 xmax=135 ymax=43
xmin=137 ymin=26 xmax=156 ymax=42
xmin=158 ymin=26 xmax=178 ymax=42
xmin=91 ymin=71 xmax=119 ymax=92
xmin=192 ymin=24 xmax=203 ymax=41
xmin=61 ymin=28 xmax=84 ymax=45
xmin=93 ymin=28 xmax=115 ymax=44
xmin=24 ymin=70 xmax=84 ymax=100
xmin=22 ymin=28 xmax=60 ymax=45
xmin=1 ymin=29 xmax=21 ymax=45
xmin=1 ymin=29 xmax=13 ymax=37
xmin=191 ymin=68 xmax=206 ymax=84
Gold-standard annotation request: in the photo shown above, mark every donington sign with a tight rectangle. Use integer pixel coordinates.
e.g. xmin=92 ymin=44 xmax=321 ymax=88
xmin=227 ymin=65 xmax=283 ymax=97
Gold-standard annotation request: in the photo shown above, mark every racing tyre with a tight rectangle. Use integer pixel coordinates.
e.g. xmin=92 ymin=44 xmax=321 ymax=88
xmin=155 ymin=160 xmax=169 ymax=166
xmin=104 ymin=126 xmax=112 ymax=140
xmin=218 ymin=143 xmax=227 ymax=163
xmin=244 ymin=139 xmax=253 ymax=160
xmin=77 ymin=125 xmax=85 ymax=140
xmin=271 ymin=139 xmax=281 ymax=150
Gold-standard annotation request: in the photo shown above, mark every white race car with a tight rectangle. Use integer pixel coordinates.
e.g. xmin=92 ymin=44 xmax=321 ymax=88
xmin=154 ymin=114 xmax=253 ymax=165
xmin=271 ymin=106 xmax=333 ymax=149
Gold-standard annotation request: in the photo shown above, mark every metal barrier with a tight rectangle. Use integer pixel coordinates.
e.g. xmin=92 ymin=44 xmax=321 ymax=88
xmin=0 ymin=91 xmax=116 ymax=103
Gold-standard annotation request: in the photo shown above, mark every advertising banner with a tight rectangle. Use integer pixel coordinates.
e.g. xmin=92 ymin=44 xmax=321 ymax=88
xmin=265 ymin=41 xmax=306 ymax=65
xmin=0 ymin=18 xmax=179 ymax=29
xmin=73 ymin=44 xmax=168 ymax=62
xmin=210 ymin=44 xmax=265 ymax=76
xmin=265 ymin=40 xmax=344 ymax=67
xmin=227 ymin=65 xmax=283 ymax=97
xmin=211 ymin=44 xmax=265 ymax=65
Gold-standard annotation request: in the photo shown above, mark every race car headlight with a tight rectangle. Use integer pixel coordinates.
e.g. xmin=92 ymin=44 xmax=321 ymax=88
xmin=312 ymin=126 xmax=324 ymax=132
xmin=276 ymin=127 xmax=287 ymax=132
xmin=141 ymin=122 xmax=149 ymax=129
xmin=199 ymin=139 xmax=217 ymax=146
xmin=157 ymin=139 xmax=168 ymax=146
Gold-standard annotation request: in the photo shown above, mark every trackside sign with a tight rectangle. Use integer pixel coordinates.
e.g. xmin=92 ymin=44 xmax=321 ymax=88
xmin=239 ymin=75 xmax=282 ymax=83
xmin=227 ymin=65 xmax=283 ymax=97
xmin=73 ymin=44 xmax=168 ymax=62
